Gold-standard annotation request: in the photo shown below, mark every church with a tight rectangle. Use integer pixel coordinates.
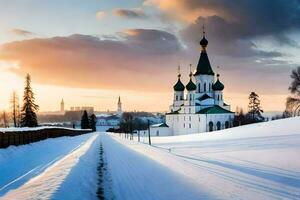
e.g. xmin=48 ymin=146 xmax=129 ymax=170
xmin=158 ymin=31 xmax=234 ymax=136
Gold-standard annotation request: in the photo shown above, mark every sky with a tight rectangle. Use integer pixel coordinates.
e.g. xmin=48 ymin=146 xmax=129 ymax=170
xmin=0 ymin=0 xmax=299 ymax=112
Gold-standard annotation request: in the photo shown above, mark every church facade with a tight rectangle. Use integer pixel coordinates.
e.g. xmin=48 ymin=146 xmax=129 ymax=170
xmin=165 ymin=33 xmax=234 ymax=135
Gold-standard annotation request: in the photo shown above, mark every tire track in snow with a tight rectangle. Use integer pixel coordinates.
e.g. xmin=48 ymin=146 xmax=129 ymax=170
xmin=1 ymin=134 xmax=98 ymax=200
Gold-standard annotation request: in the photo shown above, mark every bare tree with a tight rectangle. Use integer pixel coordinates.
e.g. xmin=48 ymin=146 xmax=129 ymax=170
xmin=285 ymin=66 xmax=300 ymax=116
xmin=10 ymin=91 xmax=20 ymax=127
xmin=2 ymin=111 xmax=8 ymax=128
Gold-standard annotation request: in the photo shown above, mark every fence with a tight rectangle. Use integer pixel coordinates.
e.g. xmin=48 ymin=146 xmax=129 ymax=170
xmin=0 ymin=127 xmax=92 ymax=149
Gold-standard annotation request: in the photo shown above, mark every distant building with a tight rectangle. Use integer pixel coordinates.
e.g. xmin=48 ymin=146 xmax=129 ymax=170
xmin=96 ymin=114 xmax=121 ymax=127
xmin=60 ymin=99 xmax=65 ymax=113
xmin=117 ymin=96 xmax=123 ymax=115
xmin=70 ymin=106 xmax=94 ymax=114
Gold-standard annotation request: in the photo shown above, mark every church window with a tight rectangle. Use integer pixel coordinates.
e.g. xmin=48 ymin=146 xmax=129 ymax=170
xmin=217 ymin=121 xmax=221 ymax=130
xmin=183 ymin=123 xmax=185 ymax=128
xmin=198 ymin=83 xmax=201 ymax=92
xmin=189 ymin=116 xmax=191 ymax=121
xmin=217 ymin=95 xmax=219 ymax=101
xmin=225 ymin=121 xmax=229 ymax=129
xmin=209 ymin=122 xmax=213 ymax=132
xmin=204 ymin=83 xmax=206 ymax=92
xmin=189 ymin=123 xmax=191 ymax=128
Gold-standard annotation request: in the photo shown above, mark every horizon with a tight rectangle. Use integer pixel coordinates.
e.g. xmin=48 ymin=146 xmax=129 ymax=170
xmin=0 ymin=0 xmax=299 ymax=113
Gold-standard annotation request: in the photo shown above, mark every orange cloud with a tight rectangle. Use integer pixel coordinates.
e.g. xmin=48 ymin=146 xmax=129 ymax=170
xmin=144 ymin=0 xmax=218 ymax=22
xmin=0 ymin=30 xmax=183 ymax=92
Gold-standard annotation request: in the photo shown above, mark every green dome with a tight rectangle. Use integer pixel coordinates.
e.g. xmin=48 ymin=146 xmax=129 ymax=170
xmin=212 ymin=74 xmax=224 ymax=91
xmin=173 ymin=77 xmax=185 ymax=91
xmin=186 ymin=79 xmax=196 ymax=91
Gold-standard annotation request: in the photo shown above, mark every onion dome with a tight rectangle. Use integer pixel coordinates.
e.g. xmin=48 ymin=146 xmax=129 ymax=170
xmin=212 ymin=74 xmax=224 ymax=91
xmin=173 ymin=74 xmax=185 ymax=91
xmin=186 ymin=72 xmax=196 ymax=91
xmin=200 ymin=36 xmax=208 ymax=48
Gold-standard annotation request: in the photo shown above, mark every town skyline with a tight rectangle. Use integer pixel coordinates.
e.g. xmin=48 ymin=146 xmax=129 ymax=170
xmin=0 ymin=0 xmax=299 ymax=112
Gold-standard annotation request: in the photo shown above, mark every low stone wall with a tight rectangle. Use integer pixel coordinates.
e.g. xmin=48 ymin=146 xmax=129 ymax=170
xmin=0 ymin=128 xmax=92 ymax=148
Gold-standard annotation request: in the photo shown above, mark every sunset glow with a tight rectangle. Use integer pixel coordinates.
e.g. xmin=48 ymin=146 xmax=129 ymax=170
xmin=0 ymin=0 xmax=298 ymax=113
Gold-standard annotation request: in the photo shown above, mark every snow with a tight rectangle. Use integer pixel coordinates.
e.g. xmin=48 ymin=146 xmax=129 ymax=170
xmin=103 ymin=117 xmax=300 ymax=199
xmin=0 ymin=117 xmax=299 ymax=200
xmin=0 ymin=132 xmax=100 ymax=199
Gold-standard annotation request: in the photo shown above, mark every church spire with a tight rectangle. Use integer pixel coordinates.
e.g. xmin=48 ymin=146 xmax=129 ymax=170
xmin=194 ymin=24 xmax=214 ymax=76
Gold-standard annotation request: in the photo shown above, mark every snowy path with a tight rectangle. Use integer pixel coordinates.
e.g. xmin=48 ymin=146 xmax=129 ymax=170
xmin=105 ymin=118 xmax=300 ymax=200
xmin=101 ymin=134 xmax=217 ymax=200
xmin=0 ymin=133 xmax=100 ymax=200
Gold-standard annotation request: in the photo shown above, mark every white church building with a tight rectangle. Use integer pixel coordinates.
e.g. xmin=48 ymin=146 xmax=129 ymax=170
xmin=161 ymin=32 xmax=234 ymax=136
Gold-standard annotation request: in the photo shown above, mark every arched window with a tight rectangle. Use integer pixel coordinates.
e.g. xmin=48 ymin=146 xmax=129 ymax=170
xmin=225 ymin=121 xmax=229 ymax=129
xmin=204 ymin=83 xmax=206 ymax=92
xmin=217 ymin=121 xmax=221 ymax=130
xmin=198 ymin=83 xmax=201 ymax=93
xmin=209 ymin=121 xmax=213 ymax=132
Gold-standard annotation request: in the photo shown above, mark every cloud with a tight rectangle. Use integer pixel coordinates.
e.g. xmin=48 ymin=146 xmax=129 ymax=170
xmin=96 ymin=11 xmax=106 ymax=20
xmin=11 ymin=28 xmax=34 ymax=37
xmin=0 ymin=29 xmax=183 ymax=92
xmin=113 ymin=8 xmax=147 ymax=19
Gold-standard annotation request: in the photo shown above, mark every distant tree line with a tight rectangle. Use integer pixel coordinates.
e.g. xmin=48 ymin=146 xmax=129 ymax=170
xmin=106 ymin=112 xmax=149 ymax=134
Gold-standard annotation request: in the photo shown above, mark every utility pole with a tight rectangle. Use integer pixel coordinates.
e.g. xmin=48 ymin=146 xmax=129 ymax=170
xmin=147 ymin=119 xmax=151 ymax=145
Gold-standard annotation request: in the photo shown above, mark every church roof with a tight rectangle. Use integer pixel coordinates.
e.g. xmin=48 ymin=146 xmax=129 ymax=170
xmin=151 ymin=123 xmax=169 ymax=128
xmin=198 ymin=94 xmax=213 ymax=101
xmin=212 ymin=74 xmax=224 ymax=91
xmin=197 ymin=105 xmax=234 ymax=114
xmin=194 ymin=36 xmax=215 ymax=76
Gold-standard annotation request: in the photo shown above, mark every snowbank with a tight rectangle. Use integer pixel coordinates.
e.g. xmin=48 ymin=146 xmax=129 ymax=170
xmin=149 ymin=116 xmax=300 ymax=144
xmin=0 ymin=133 xmax=99 ymax=199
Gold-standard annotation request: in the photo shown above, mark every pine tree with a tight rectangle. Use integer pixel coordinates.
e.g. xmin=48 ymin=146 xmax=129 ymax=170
xmin=20 ymin=74 xmax=39 ymax=127
xmin=89 ymin=114 xmax=97 ymax=131
xmin=10 ymin=91 xmax=20 ymax=127
xmin=81 ymin=110 xmax=90 ymax=129
xmin=247 ymin=92 xmax=264 ymax=122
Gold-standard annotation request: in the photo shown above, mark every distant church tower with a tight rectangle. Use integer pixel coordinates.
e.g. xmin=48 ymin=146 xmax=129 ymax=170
xmin=117 ymin=96 xmax=122 ymax=115
xmin=60 ymin=98 xmax=65 ymax=112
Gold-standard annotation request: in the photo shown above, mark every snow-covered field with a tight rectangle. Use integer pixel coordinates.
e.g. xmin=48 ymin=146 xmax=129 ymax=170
xmin=0 ymin=117 xmax=299 ymax=200
xmin=105 ymin=117 xmax=300 ymax=200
